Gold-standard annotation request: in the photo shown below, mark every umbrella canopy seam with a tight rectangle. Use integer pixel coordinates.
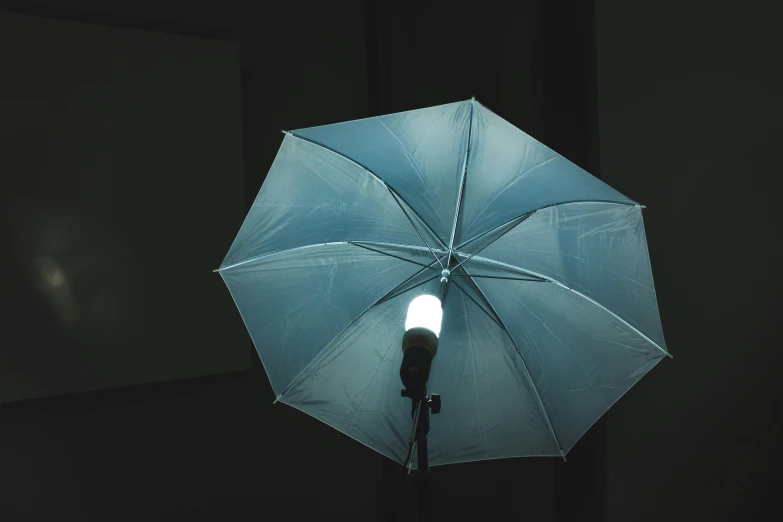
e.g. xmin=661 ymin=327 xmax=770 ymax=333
xmin=217 ymin=241 xmax=445 ymax=273
xmin=461 ymin=265 xmax=566 ymax=458
xmin=455 ymin=199 xmax=644 ymax=252
xmin=287 ymin=131 xmax=448 ymax=251
xmin=447 ymin=98 xmax=475 ymax=265
xmin=216 ymin=241 xmax=350 ymax=272
xmin=463 ymin=255 xmax=670 ymax=357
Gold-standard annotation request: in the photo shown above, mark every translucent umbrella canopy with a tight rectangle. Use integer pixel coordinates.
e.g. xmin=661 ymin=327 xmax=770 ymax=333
xmin=218 ymin=99 xmax=668 ymax=467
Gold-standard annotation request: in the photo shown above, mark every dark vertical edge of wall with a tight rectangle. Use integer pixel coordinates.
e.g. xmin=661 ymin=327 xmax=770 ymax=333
xmin=501 ymin=2 xmax=545 ymax=140
xmin=540 ymin=0 xmax=607 ymax=520
xmin=364 ymin=0 xmax=381 ymax=118
xmin=583 ymin=0 xmax=602 ymax=177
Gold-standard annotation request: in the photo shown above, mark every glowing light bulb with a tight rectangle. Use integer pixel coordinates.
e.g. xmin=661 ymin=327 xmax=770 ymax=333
xmin=405 ymin=295 xmax=443 ymax=337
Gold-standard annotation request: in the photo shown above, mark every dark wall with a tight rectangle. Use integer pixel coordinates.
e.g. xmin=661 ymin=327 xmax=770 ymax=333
xmin=0 ymin=0 xmax=617 ymax=520
xmin=596 ymin=1 xmax=783 ymax=520
xmin=0 ymin=370 xmax=385 ymax=520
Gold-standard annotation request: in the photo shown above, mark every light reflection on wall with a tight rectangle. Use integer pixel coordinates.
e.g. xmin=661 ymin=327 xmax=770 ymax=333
xmin=32 ymin=255 xmax=77 ymax=327
xmin=10 ymin=200 xmax=139 ymax=338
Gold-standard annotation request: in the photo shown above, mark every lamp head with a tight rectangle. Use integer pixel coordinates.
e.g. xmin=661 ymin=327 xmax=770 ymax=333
xmin=400 ymin=295 xmax=442 ymax=398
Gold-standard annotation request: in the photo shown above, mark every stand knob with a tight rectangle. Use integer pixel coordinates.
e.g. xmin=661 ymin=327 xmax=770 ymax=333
xmin=429 ymin=394 xmax=441 ymax=414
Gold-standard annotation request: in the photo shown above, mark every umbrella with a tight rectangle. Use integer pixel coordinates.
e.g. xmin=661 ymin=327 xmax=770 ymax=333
xmin=217 ymin=99 xmax=669 ymax=471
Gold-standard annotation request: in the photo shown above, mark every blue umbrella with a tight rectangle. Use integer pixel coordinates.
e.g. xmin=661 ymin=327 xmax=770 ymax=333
xmin=217 ymin=99 xmax=669 ymax=469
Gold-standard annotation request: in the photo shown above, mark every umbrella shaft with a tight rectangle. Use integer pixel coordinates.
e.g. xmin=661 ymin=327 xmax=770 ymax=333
xmin=439 ymin=278 xmax=449 ymax=306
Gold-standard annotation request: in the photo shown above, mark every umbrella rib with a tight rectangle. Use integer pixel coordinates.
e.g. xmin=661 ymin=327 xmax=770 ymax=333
xmin=449 ymin=278 xmax=504 ymax=330
xmin=376 ymin=274 xmax=441 ymax=307
xmin=349 ymin=240 xmax=447 ymax=257
xmin=447 ymin=98 xmax=475 ymax=266
xmin=455 ymin=199 xmax=644 ymax=251
xmin=273 ymin=306 xmax=377 ymax=403
xmin=374 ymin=252 xmax=448 ymax=307
xmin=215 ymin=242 xmax=349 ymax=272
xmin=349 ymin=241 xmax=443 ymax=270
xmin=461 ymin=266 xmax=566 ymax=459
xmin=466 ymin=255 xmax=671 ymax=358
xmin=450 ymin=213 xmax=533 ymax=272
xmin=450 ymin=273 xmax=545 ymax=282
xmin=217 ymin=241 xmax=444 ymax=273
xmin=452 ymin=254 xmax=543 ymax=279
xmin=287 ymin=131 xmax=447 ymax=251
xmin=275 ymin=262 xmax=445 ymax=404
xmin=273 ymin=280 xmax=406 ymax=404
xmin=386 ymin=188 xmax=445 ymax=269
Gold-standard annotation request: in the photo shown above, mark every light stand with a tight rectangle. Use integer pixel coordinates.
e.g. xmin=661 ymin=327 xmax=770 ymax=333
xmin=399 ymin=291 xmax=445 ymax=521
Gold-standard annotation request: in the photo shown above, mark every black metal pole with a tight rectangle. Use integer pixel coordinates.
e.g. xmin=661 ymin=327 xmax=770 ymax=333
xmin=416 ymin=395 xmax=430 ymax=473
xmin=415 ymin=394 xmax=431 ymax=522
xmin=416 ymin=468 xmax=430 ymax=521
xmin=417 ymin=432 xmax=429 ymax=473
